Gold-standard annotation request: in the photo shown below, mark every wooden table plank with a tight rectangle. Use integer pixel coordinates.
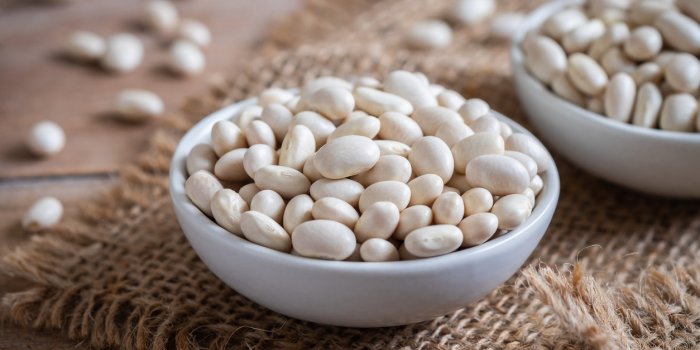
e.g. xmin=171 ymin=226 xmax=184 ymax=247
xmin=0 ymin=0 xmax=300 ymax=179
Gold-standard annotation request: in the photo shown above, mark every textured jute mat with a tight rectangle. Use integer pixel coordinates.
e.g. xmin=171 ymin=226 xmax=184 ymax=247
xmin=3 ymin=1 xmax=700 ymax=349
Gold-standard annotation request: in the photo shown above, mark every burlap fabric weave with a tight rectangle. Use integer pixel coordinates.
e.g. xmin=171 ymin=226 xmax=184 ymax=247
xmin=3 ymin=1 xmax=700 ymax=349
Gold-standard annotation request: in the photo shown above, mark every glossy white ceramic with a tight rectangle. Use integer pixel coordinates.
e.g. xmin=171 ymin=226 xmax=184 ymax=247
xmin=511 ymin=0 xmax=700 ymax=198
xmin=169 ymin=97 xmax=560 ymax=327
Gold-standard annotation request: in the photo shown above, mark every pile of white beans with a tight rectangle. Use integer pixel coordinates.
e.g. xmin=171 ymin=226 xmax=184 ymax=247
xmin=522 ymin=0 xmax=700 ymax=133
xmin=184 ymin=71 xmax=549 ymax=262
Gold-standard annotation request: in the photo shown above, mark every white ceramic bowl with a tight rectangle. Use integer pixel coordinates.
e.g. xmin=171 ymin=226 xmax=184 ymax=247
xmin=512 ymin=0 xmax=700 ymax=198
xmin=169 ymin=97 xmax=560 ymax=327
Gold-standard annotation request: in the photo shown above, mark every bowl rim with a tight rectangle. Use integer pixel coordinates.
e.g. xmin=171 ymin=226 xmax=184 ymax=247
xmin=169 ymin=96 xmax=561 ymax=274
xmin=510 ymin=0 xmax=700 ymax=144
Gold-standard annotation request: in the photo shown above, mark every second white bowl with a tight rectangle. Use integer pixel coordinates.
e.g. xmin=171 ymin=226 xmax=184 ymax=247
xmin=511 ymin=0 xmax=700 ymax=198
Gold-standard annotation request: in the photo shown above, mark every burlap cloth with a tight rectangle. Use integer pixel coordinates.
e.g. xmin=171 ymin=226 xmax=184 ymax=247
xmin=3 ymin=1 xmax=700 ymax=349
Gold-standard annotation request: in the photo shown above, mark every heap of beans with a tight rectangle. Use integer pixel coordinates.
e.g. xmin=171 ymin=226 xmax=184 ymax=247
xmin=522 ymin=0 xmax=700 ymax=133
xmin=184 ymin=71 xmax=549 ymax=262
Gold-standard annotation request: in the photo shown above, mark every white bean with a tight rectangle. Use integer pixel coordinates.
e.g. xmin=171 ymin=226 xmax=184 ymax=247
xmin=185 ymin=170 xmax=222 ymax=216
xmin=355 ymin=201 xmax=401 ymax=242
xmin=588 ymin=22 xmax=629 ymax=60
xmin=177 ymin=19 xmax=211 ymax=47
xmin=279 ymin=124 xmax=316 ymax=171
xmin=283 ymin=194 xmax=314 ymax=233
xmin=101 ymin=33 xmax=143 ymax=73
xmin=437 ymin=89 xmax=467 ymax=110
xmin=406 ymin=20 xmax=453 ymax=50
xmin=624 ymin=26 xmax=662 ymax=60
xmin=562 ymin=19 xmax=605 ymax=53
xmin=374 ymin=140 xmax=411 ymax=157
xmin=451 ymin=132 xmax=505 ymax=173
xmin=491 ymin=194 xmax=532 ymax=230
xmin=292 ymin=220 xmax=356 ymax=260
xmin=114 ymin=89 xmax=164 ymax=122
xmin=466 ymin=155 xmax=530 ymax=196
xmin=408 ymin=174 xmax=444 ymax=206
xmin=404 ymin=225 xmax=463 ymax=258
xmin=291 ymin=111 xmax=336 ymax=148
xmin=22 ymin=197 xmax=63 ymax=232
xmin=654 ymin=11 xmax=700 ymax=54
xmin=503 ymin=151 xmax=537 ymax=179
xmin=214 ymin=148 xmax=249 ymax=181
xmin=313 ymin=135 xmax=380 ymax=179
xmin=529 ymin=175 xmax=544 ymax=196
xmin=459 ymin=212 xmax=498 ymax=247
xmin=307 ymin=86 xmax=355 ymax=121
xmin=352 ymin=155 xmax=412 ymax=186
xmin=446 ymin=173 xmax=472 ymax=193
xmin=458 ymin=98 xmax=490 ymax=123
xmin=432 ymin=192 xmax=465 ymax=225
xmin=412 ymin=106 xmax=462 ymax=135
xmin=408 ymin=136 xmax=454 ymax=182
xmin=633 ymin=82 xmax=663 ymax=128
xmin=259 ymin=89 xmax=294 ymax=108
xmin=240 ymin=211 xmax=291 ymax=252
xmin=254 ymin=165 xmax=310 ymax=199
xmin=632 ymin=62 xmax=663 ymax=85
xmin=504 ymin=133 xmax=550 ymax=174
xmin=384 ymin=70 xmax=437 ymax=109
xmin=359 ymin=181 xmax=411 ymax=212
xmin=435 ymin=120 xmax=474 ymax=147
xmin=468 ymin=114 xmax=501 ymax=134
xmin=243 ymin=144 xmax=277 ymax=178
xmin=462 ymin=187 xmax=494 ymax=216
xmin=542 ymin=8 xmax=587 ymax=40
xmin=250 ymin=190 xmax=286 ymax=224
xmin=394 ymin=205 xmax=433 ymax=240
xmin=187 ymin=143 xmax=217 ymax=175
xmin=453 ymin=0 xmax=495 ymax=25
xmin=27 ymin=121 xmax=65 ymax=157
xmin=489 ymin=12 xmax=526 ymax=41
xmin=169 ymin=40 xmax=205 ymax=76
xmin=211 ymin=189 xmax=248 ymax=236
xmin=231 ymin=105 xmax=262 ymax=131
xmin=353 ymin=87 xmax=413 ymax=116
xmin=567 ymin=53 xmax=609 ymax=96
xmin=64 ymin=31 xmax=105 ymax=62
xmin=665 ymin=54 xmax=700 ymax=93
xmin=311 ymin=197 xmax=359 ymax=229
xmin=245 ymin=120 xmax=276 ymax=148
xmin=660 ymin=93 xmax=698 ymax=132
xmin=145 ymin=0 xmax=178 ymax=34
xmin=604 ymin=72 xmax=636 ymax=123
xmin=211 ymin=120 xmax=246 ymax=157
xmin=378 ymin=111 xmax=423 ymax=145
xmin=303 ymin=156 xmax=323 ymax=182
xmin=260 ymin=103 xmax=293 ymax=142
xmin=360 ymin=238 xmax=400 ymax=262
xmin=551 ymin=72 xmax=586 ymax=106
xmin=309 ymin=178 xmax=364 ymax=207
xmin=327 ymin=115 xmax=380 ymax=142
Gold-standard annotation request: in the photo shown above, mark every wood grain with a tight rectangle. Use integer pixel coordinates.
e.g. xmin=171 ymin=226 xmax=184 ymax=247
xmin=0 ymin=0 xmax=301 ymax=347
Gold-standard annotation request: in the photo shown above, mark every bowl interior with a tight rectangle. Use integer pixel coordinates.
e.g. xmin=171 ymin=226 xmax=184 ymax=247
xmin=168 ymin=97 xmax=561 ymax=273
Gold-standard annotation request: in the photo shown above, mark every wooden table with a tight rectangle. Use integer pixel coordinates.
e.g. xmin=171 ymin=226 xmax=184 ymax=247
xmin=0 ymin=0 xmax=299 ymax=347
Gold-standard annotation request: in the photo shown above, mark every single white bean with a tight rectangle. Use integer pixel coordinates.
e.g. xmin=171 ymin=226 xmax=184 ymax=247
xmin=22 ymin=196 xmax=63 ymax=232
xmin=301 ymin=77 xmax=352 ymax=99
xmin=145 ymin=0 xmax=179 ymax=34
xmin=177 ymin=19 xmax=211 ymax=47
xmin=453 ymin=0 xmax=495 ymax=25
xmin=567 ymin=53 xmax=609 ymax=96
xmin=313 ymin=135 xmax=380 ymax=179
xmin=231 ymin=105 xmax=262 ymax=131
xmin=529 ymin=175 xmax=544 ymax=196
xmin=169 ymin=40 xmax=205 ymax=76
xmin=408 ymin=136 xmax=454 ymax=182
xmin=432 ymin=192 xmax=465 ymax=225
xmin=384 ymin=70 xmax=437 ymax=109
xmin=185 ymin=170 xmax=222 ymax=216
xmin=354 ymin=201 xmax=401 ymax=242
xmin=665 ymin=54 xmax=700 ymax=93
xmin=260 ymin=103 xmax=293 ymax=142
xmin=491 ymin=194 xmax=532 ymax=230
xmin=437 ymin=89 xmax=466 ymax=110
xmin=352 ymin=155 xmax=412 ymax=186
xmin=353 ymin=87 xmax=413 ymax=116
xmin=394 ymin=205 xmax=433 ymax=240
xmin=254 ymin=165 xmax=310 ymax=199
xmin=360 ymin=238 xmax=400 ymax=262
xmin=451 ymin=132 xmax=505 ymax=173
xmin=214 ymin=148 xmax=249 ymax=181
xmin=27 ymin=121 xmax=65 ymax=157
xmin=64 ymin=31 xmax=105 ymax=62
xmin=562 ymin=19 xmax=605 ymax=53
xmin=101 ymin=33 xmax=143 ymax=73
xmin=633 ymin=82 xmax=663 ymax=128
xmin=283 ymin=194 xmax=314 ymax=233
xmin=489 ymin=12 xmax=526 ymax=41
xmin=292 ymin=220 xmax=356 ymax=260
xmin=406 ymin=20 xmax=453 ymax=50
xmin=327 ymin=115 xmax=380 ymax=142
xmin=187 ymin=143 xmax=217 ymax=175
xmin=654 ymin=11 xmax=700 ymax=54
xmin=278 ymin=124 xmax=315 ymax=171
xmin=243 ymin=144 xmax=277 ymax=178
xmin=259 ymin=88 xmax=294 ymax=108
xmin=378 ymin=112 xmax=423 ymax=145
xmin=660 ymin=93 xmax=698 ymax=132
xmin=245 ymin=120 xmax=277 ymax=148
xmin=311 ymin=197 xmax=359 ymax=229
xmin=211 ymin=189 xmax=248 ymax=236
xmin=468 ymin=114 xmax=501 ymax=134
xmin=309 ymin=178 xmax=364 ymax=207
xmin=624 ymin=26 xmax=662 ymax=60
xmin=408 ymin=174 xmax=444 ymax=206
xmin=240 ymin=211 xmax=291 ymax=252
xmin=466 ymin=154 xmax=530 ymax=196
xmin=359 ymin=181 xmax=411 ymax=212
xmin=307 ymin=86 xmax=355 ymax=121
xmin=604 ymin=72 xmax=636 ymax=123
xmin=211 ymin=120 xmax=246 ymax=157
xmin=629 ymin=0 xmax=675 ymax=25
xmin=251 ymin=190 xmax=286 ymax=224
xmin=459 ymin=212 xmax=498 ymax=247
xmin=404 ymin=225 xmax=463 ymax=258
xmin=462 ymin=187 xmax=494 ymax=216
xmin=458 ymin=98 xmax=490 ymax=123
xmin=542 ymin=8 xmax=587 ymax=40
xmin=435 ymin=119 xmax=474 ymax=147
xmin=632 ymin=62 xmax=663 ymax=85
xmin=114 ymin=89 xmax=164 ymax=122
